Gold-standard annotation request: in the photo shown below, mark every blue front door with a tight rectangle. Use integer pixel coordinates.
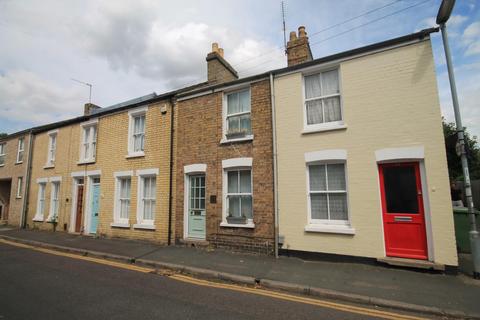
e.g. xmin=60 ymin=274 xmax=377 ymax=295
xmin=90 ymin=180 xmax=100 ymax=234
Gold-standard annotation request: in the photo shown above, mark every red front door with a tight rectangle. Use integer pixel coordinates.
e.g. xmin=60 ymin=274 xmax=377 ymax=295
xmin=75 ymin=184 xmax=84 ymax=233
xmin=379 ymin=162 xmax=428 ymax=260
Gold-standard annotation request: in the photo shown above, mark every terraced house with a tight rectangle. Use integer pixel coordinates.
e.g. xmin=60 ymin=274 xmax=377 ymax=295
xmin=273 ymin=27 xmax=458 ymax=269
xmin=26 ymin=97 xmax=176 ymax=244
xmin=0 ymin=131 xmax=32 ymax=227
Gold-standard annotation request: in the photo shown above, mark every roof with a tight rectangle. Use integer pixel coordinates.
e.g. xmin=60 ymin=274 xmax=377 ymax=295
xmin=0 ymin=27 xmax=439 ymax=141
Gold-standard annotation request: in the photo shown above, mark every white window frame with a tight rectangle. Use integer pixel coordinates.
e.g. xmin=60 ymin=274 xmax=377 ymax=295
xmin=111 ymin=171 xmax=133 ymax=228
xmin=16 ymin=177 xmax=23 ymax=198
xmin=221 ymin=157 xmax=254 ymax=228
xmin=79 ymin=119 xmax=98 ymax=164
xmin=127 ymin=107 xmax=148 ymax=158
xmin=304 ymin=150 xmax=354 ymax=234
xmin=221 ymin=87 xmax=254 ymax=144
xmin=47 ymin=181 xmax=60 ymax=222
xmin=16 ymin=137 xmax=25 ymax=164
xmin=45 ymin=130 xmax=58 ymax=167
xmin=0 ymin=142 xmax=6 ymax=166
xmin=33 ymin=179 xmax=48 ymax=221
xmin=302 ymin=67 xmax=346 ymax=134
xmin=134 ymin=168 xmax=158 ymax=229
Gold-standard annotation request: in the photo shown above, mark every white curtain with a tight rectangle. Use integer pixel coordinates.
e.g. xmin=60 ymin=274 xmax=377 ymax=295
xmin=324 ymin=97 xmax=341 ymax=122
xmin=328 ymin=194 xmax=348 ymax=220
xmin=309 ymin=165 xmax=326 ymax=191
xmin=239 ymin=90 xmax=250 ymax=113
xmin=305 ymin=74 xmax=321 ymax=99
xmin=227 ymin=92 xmax=240 ymax=114
xmin=239 ymin=170 xmax=251 ymax=193
xmin=321 ymin=70 xmax=339 ymax=95
xmin=310 ymin=194 xmax=328 ymax=219
xmin=306 ymin=100 xmax=323 ymax=125
xmin=327 ymin=164 xmax=345 ymax=190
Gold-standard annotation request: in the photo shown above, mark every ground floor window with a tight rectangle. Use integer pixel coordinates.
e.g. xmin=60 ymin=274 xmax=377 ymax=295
xmin=34 ymin=182 xmax=46 ymax=221
xmin=225 ymin=169 xmax=253 ymax=222
xmin=114 ymin=176 xmax=131 ymax=225
xmin=48 ymin=182 xmax=60 ymax=222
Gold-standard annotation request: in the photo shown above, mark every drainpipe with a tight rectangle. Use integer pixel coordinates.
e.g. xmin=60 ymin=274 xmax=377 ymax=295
xmin=21 ymin=130 xmax=34 ymax=229
xmin=167 ymin=98 xmax=175 ymax=245
xmin=270 ymin=73 xmax=279 ymax=258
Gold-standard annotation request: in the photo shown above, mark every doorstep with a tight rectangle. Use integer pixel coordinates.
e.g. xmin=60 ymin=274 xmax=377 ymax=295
xmin=377 ymin=257 xmax=445 ymax=271
xmin=178 ymin=238 xmax=210 ymax=248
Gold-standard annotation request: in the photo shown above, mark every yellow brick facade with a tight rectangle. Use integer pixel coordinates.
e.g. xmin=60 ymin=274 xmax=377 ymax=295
xmin=26 ymin=100 xmax=175 ymax=243
xmin=274 ymin=39 xmax=458 ymax=266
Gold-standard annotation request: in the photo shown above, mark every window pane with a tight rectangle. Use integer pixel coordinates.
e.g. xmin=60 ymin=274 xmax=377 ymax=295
xmin=306 ymin=100 xmax=323 ymax=125
xmin=383 ymin=166 xmax=419 ymax=214
xmin=329 ymin=193 xmax=348 ymax=220
xmin=305 ymin=74 xmax=321 ymax=99
xmin=238 ymin=90 xmax=250 ymax=112
xmin=321 ymin=70 xmax=339 ymax=95
xmin=241 ymin=195 xmax=252 ymax=218
xmin=84 ymin=128 xmax=90 ymax=143
xmin=323 ymin=96 xmax=341 ymax=122
xmin=227 ymin=92 xmax=239 ymax=114
xmin=327 ymin=164 xmax=346 ymax=190
xmin=239 ymin=114 xmax=251 ymax=134
xmin=239 ymin=170 xmax=251 ymax=193
xmin=228 ymin=196 xmax=240 ymax=217
xmin=227 ymin=116 xmax=240 ymax=133
xmin=228 ymin=171 xmax=238 ymax=193
xmin=309 ymin=165 xmax=326 ymax=191
xmin=311 ymin=194 xmax=328 ymax=219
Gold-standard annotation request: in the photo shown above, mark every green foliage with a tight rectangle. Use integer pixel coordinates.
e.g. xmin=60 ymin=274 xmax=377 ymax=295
xmin=0 ymin=133 xmax=7 ymax=139
xmin=443 ymin=118 xmax=480 ymax=180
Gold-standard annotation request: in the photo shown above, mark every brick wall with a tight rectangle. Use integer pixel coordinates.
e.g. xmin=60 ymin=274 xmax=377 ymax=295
xmin=0 ymin=134 xmax=30 ymax=226
xmin=175 ymin=79 xmax=275 ymax=254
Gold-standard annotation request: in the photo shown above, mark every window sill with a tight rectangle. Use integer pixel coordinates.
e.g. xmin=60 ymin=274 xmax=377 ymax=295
xmin=43 ymin=164 xmax=55 ymax=169
xmin=15 ymin=196 xmax=22 ymax=199
xmin=220 ymin=135 xmax=254 ymax=145
xmin=110 ymin=222 xmax=130 ymax=229
xmin=305 ymin=224 xmax=355 ymax=235
xmin=220 ymin=221 xmax=255 ymax=229
xmin=0 ymin=164 xmax=4 ymax=167
xmin=133 ymin=223 xmax=155 ymax=230
xmin=77 ymin=160 xmax=96 ymax=165
xmin=15 ymin=161 xmax=23 ymax=165
xmin=32 ymin=217 xmax=44 ymax=222
xmin=126 ymin=152 xmax=145 ymax=159
xmin=302 ymin=124 xmax=347 ymax=135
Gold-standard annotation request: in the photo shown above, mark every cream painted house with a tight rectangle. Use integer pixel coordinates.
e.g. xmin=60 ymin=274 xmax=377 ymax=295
xmin=273 ymin=27 xmax=458 ymax=268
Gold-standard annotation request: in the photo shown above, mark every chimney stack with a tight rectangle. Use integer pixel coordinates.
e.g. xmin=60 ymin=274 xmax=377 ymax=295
xmin=286 ymin=26 xmax=313 ymax=67
xmin=206 ymin=42 xmax=238 ymax=84
xmin=84 ymin=103 xmax=101 ymax=116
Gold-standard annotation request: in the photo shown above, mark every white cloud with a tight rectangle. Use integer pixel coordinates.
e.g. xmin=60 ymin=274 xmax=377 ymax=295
xmin=0 ymin=70 xmax=84 ymax=125
xmin=462 ymin=22 xmax=480 ymax=56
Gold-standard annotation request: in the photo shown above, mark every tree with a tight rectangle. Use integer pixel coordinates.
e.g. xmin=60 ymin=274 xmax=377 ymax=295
xmin=0 ymin=133 xmax=7 ymax=139
xmin=443 ymin=118 xmax=480 ymax=180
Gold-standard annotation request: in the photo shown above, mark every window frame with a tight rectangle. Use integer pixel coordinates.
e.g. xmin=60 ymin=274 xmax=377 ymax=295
xmin=221 ymin=87 xmax=253 ymax=143
xmin=0 ymin=142 xmax=6 ymax=166
xmin=79 ymin=119 xmax=98 ymax=164
xmin=16 ymin=177 xmax=23 ymax=198
xmin=302 ymin=67 xmax=345 ymax=133
xmin=134 ymin=168 xmax=158 ymax=229
xmin=306 ymin=162 xmax=349 ymax=226
xmin=127 ymin=107 xmax=148 ymax=158
xmin=16 ymin=137 xmax=25 ymax=164
xmin=34 ymin=181 xmax=47 ymax=221
xmin=112 ymin=171 xmax=133 ymax=228
xmin=46 ymin=130 xmax=58 ymax=167
xmin=47 ymin=181 xmax=60 ymax=222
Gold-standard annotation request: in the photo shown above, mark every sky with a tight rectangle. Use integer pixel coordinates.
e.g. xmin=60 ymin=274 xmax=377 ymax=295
xmin=0 ymin=0 xmax=479 ymax=138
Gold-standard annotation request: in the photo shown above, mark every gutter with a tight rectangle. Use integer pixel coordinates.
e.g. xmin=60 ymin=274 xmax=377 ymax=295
xmin=21 ymin=130 xmax=34 ymax=228
xmin=167 ymin=98 xmax=175 ymax=245
xmin=269 ymin=73 xmax=279 ymax=258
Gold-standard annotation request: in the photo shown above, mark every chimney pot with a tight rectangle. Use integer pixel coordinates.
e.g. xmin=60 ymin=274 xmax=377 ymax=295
xmin=218 ymin=48 xmax=224 ymax=58
xmin=212 ymin=42 xmax=219 ymax=53
xmin=289 ymin=31 xmax=297 ymax=41
xmin=298 ymin=26 xmax=306 ymax=38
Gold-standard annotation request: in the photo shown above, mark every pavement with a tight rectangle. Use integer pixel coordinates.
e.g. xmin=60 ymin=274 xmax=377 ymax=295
xmin=1 ymin=226 xmax=479 ymax=319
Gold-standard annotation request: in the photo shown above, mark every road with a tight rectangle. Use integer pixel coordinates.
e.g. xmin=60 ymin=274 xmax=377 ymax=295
xmin=0 ymin=241 xmax=429 ymax=320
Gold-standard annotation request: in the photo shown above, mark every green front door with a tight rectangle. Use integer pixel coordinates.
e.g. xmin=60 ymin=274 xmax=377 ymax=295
xmin=187 ymin=175 xmax=206 ymax=239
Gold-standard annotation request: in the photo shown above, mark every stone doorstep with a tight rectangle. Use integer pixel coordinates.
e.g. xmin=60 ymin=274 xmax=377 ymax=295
xmin=377 ymin=257 xmax=445 ymax=271
xmin=178 ymin=238 xmax=210 ymax=248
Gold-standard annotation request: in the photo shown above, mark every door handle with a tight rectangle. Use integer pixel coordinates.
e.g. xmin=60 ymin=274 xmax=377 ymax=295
xmin=394 ymin=216 xmax=412 ymax=222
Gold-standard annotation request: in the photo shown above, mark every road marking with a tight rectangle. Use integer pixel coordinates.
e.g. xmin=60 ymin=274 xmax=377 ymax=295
xmin=1 ymin=238 xmax=427 ymax=320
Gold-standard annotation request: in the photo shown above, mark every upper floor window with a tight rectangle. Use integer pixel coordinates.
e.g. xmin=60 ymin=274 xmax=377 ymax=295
xmin=46 ymin=130 xmax=57 ymax=167
xmin=128 ymin=107 xmax=147 ymax=157
xmin=304 ymin=69 xmax=342 ymax=130
xmin=16 ymin=137 xmax=25 ymax=163
xmin=223 ymin=88 xmax=252 ymax=141
xmin=80 ymin=122 xmax=97 ymax=163
xmin=0 ymin=143 xmax=5 ymax=166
